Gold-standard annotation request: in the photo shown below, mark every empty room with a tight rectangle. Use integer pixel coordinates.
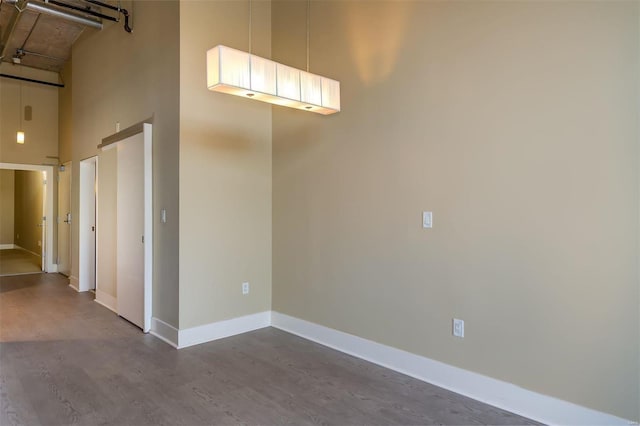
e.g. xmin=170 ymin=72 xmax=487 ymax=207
xmin=0 ymin=0 xmax=638 ymax=425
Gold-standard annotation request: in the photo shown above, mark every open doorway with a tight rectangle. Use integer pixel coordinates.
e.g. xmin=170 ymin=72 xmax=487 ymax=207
xmin=0 ymin=163 xmax=55 ymax=275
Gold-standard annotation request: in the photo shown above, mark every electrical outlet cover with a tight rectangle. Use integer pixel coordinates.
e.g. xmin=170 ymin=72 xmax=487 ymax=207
xmin=423 ymin=211 xmax=433 ymax=228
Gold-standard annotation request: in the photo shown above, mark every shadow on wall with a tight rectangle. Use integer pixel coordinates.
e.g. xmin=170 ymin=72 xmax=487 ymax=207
xmin=182 ymin=114 xmax=261 ymax=153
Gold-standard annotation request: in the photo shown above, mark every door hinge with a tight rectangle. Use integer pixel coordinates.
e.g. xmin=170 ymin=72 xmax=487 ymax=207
xmin=142 ymin=235 xmax=144 ymax=243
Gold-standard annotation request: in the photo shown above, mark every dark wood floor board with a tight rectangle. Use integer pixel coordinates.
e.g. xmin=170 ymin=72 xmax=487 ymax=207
xmin=0 ymin=273 xmax=541 ymax=426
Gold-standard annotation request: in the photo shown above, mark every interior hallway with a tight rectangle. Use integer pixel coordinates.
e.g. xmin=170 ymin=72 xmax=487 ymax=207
xmin=0 ymin=273 xmax=537 ymax=426
xmin=0 ymin=248 xmax=41 ymax=276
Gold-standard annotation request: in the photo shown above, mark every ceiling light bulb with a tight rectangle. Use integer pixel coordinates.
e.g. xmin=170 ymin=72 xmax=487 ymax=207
xmin=17 ymin=131 xmax=25 ymax=144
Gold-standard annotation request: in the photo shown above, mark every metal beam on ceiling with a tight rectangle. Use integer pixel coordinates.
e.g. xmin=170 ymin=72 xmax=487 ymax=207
xmin=25 ymin=1 xmax=103 ymax=30
xmin=0 ymin=0 xmax=27 ymax=61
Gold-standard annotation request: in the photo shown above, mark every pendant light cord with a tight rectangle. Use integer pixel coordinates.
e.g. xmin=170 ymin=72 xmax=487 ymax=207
xmin=306 ymin=0 xmax=310 ymax=72
xmin=19 ymin=68 xmax=23 ymax=131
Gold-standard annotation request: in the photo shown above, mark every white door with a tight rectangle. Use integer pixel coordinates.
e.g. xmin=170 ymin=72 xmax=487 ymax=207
xmin=40 ymin=173 xmax=46 ymax=271
xmin=79 ymin=158 xmax=97 ymax=291
xmin=57 ymin=163 xmax=71 ymax=277
xmin=116 ymin=133 xmax=145 ymax=329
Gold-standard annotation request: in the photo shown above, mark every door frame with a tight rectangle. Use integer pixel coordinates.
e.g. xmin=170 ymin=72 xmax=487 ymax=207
xmin=0 ymin=162 xmax=56 ymax=273
xmin=57 ymin=161 xmax=72 ymax=277
xmin=99 ymin=122 xmax=153 ymax=333
xmin=79 ymin=156 xmax=97 ymax=292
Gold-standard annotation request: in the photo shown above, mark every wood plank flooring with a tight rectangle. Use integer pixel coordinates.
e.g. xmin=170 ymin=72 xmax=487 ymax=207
xmin=0 ymin=273 xmax=540 ymax=426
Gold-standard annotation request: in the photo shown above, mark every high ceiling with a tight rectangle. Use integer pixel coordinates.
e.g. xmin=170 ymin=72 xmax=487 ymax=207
xmin=0 ymin=0 xmax=126 ymax=74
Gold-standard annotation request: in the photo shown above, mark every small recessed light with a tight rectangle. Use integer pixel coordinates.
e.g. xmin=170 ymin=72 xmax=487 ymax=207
xmin=305 ymin=106 xmax=312 ymax=110
xmin=246 ymin=93 xmax=255 ymax=97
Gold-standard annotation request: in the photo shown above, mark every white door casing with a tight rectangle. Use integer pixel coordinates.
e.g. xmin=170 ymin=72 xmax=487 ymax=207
xmin=57 ymin=162 xmax=72 ymax=277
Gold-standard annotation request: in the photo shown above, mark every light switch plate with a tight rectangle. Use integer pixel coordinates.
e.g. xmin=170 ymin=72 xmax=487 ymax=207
xmin=242 ymin=282 xmax=250 ymax=295
xmin=453 ymin=318 xmax=464 ymax=338
xmin=423 ymin=211 xmax=433 ymax=228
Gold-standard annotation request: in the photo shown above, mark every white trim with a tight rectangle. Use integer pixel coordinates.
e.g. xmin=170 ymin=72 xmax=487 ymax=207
xmin=94 ymin=289 xmax=117 ymax=313
xmin=0 ymin=244 xmax=16 ymax=249
xmin=150 ymin=317 xmax=179 ymax=348
xmin=0 ymin=163 xmax=55 ymax=273
xmin=177 ymin=311 xmax=271 ymax=349
xmin=142 ymin=123 xmax=153 ymax=334
xmin=0 ymin=162 xmax=49 ymax=172
xmin=270 ymin=312 xmax=633 ymax=426
xmin=68 ymin=283 xmax=79 ymax=292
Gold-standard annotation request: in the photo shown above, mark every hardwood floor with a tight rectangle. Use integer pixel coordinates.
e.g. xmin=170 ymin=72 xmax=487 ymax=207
xmin=0 ymin=273 xmax=539 ymax=426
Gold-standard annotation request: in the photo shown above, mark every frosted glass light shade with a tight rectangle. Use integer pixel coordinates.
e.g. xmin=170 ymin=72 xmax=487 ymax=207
xmin=16 ymin=131 xmax=24 ymax=144
xmin=207 ymin=45 xmax=340 ymax=115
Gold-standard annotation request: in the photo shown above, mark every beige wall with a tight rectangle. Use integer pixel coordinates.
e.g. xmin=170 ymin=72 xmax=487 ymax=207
xmin=70 ymin=1 xmax=180 ymax=326
xmin=179 ymin=0 xmax=272 ymax=329
xmin=97 ymin=149 xmax=117 ymax=298
xmin=272 ymin=1 xmax=639 ymax=421
xmin=0 ymin=64 xmax=59 ymax=165
xmin=58 ymin=61 xmax=72 ymax=165
xmin=13 ymin=170 xmax=43 ymax=255
xmin=0 ymin=169 xmax=15 ymax=245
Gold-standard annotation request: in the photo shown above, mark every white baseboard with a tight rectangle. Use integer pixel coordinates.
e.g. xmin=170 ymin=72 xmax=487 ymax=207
xmin=150 ymin=317 xmax=179 ymax=348
xmin=94 ymin=289 xmax=117 ymax=313
xmin=68 ymin=283 xmax=79 ymax=292
xmin=178 ymin=311 xmax=271 ymax=349
xmin=271 ymin=312 xmax=633 ymax=426
xmin=145 ymin=309 xmax=632 ymax=425
xmin=0 ymin=244 xmax=15 ymax=250
xmin=48 ymin=264 xmax=58 ymax=273
xmin=69 ymin=275 xmax=79 ymax=289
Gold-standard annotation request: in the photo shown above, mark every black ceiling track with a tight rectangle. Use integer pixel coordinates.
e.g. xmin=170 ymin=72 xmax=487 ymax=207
xmin=0 ymin=73 xmax=64 ymax=88
xmin=84 ymin=0 xmax=132 ymax=33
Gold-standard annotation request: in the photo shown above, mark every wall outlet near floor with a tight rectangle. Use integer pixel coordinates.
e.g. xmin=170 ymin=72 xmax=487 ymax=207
xmin=453 ymin=318 xmax=464 ymax=338
xmin=242 ymin=282 xmax=250 ymax=295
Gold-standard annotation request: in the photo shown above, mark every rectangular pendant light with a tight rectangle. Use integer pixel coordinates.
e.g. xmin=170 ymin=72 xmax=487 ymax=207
xmin=207 ymin=45 xmax=340 ymax=115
